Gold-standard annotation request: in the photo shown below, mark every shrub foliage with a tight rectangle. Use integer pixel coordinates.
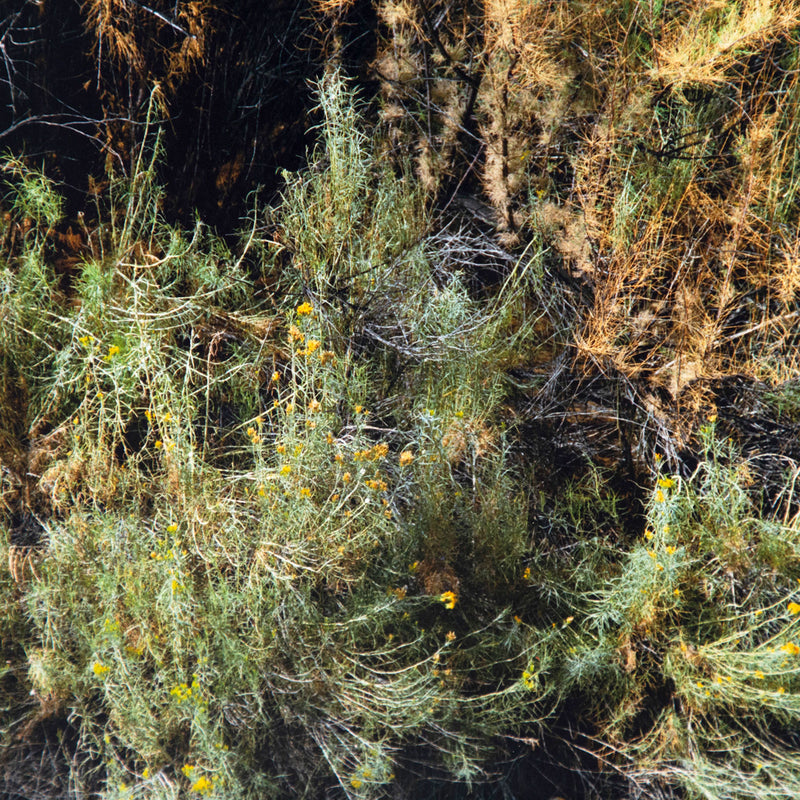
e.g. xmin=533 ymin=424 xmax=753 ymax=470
xmin=1 ymin=5 xmax=800 ymax=798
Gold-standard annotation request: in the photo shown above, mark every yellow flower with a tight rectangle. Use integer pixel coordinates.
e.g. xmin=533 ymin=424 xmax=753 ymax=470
xmin=167 ymin=523 xmax=178 ymax=533
xmin=440 ymin=591 xmax=457 ymax=610
xmin=564 ymin=616 xmax=574 ymax=624
xmin=399 ymin=450 xmax=414 ymax=466
xmin=106 ymin=344 xmax=120 ymax=359
xmin=142 ymin=768 xmax=150 ymax=779
xmin=288 ymin=324 xmax=304 ymax=342
xmin=305 ymin=339 xmax=320 ymax=355
xmin=666 ymin=545 xmax=677 ymax=555
xmin=279 ymin=464 xmax=291 ymax=476
xmin=271 ymin=370 xmax=281 ymax=382
xmin=299 ymin=487 xmax=311 ymax=498
xmin=788 ymin=602 xmax=800 ymax=615
xmin=308 ymin=398 xmax=321 ymax=413
xmin=181 ymin=764 xmax=196 ymax=777
xmin=754 ymin=670 xmax=765 ymax=679
xmin=708 ymin=413 xmax=718 ymax=423
xmin=320 ymin=350 xmax=336 ymax=365
xmin=780 ymin=642 xmax=800 ymax=656
xmin=644 ymin=529 xmax=654 ymax=540
xmin=522 ymin=566 xmax=531 ymax=581
xmin=445 ymin=631 xmax=456 ymax=642
xmin=513 ymin=614 xmax=522 ymax=624
xmin=658 ymin=477 xmax=675 ymax=489
xmin=154 ymin=440 xmax=163 ymax=449
xmin=342 ymin=471 xmax=351 ymax=483
xmin=191 ymin=776 xmax=214 ymax=795
xmin=778 ymin=686 xmax=786 ymax=694
xmin=409 ymin=561 xmax=419 ymax=572
xmin=92 ymin=661 xmax=110 ymax=676
xmin=655 ymin=489 xmax=665 ymax=503
xmin=350 ymin=778 xmax=362 ymax=789
xmin=296 ymin=301 xmax=313 ymax=315
xmin=371 ymin=442 xmax=389 ymax=459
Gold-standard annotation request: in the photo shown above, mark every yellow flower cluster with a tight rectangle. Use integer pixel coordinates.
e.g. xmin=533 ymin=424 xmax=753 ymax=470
xmin=296 ymin=301 xmax=313 ymax=316
xmin=92 ymin=661 xmax=110 ymax=676
xmin=181 ymin=765 xmax=217 ymax=795
xmin=365 ymin=478 xmax=388 ymax=492
xmin=788 ymin=602 xmax=800 ymax=615
xmin=297 ymin=339 xmax=320 ymax=357
xmin=103 ymin=617 xmax=120 ymax=634
xmin=440 ymin=591 xmax=457 ymax=610
xmin=780 ymin=641 xmax=800 ymax=656
xmin=170 ymin=675 xmax=200 ymax=702
xmin=521 ymin=669 xmax=535 ymax=689
xmin=399 ymin=450 xmax=414 ymax=466
xmin=354 ymin=442 xmax=389 ymax=461
xmin=191 ymin=776 xmax=214 ymax=795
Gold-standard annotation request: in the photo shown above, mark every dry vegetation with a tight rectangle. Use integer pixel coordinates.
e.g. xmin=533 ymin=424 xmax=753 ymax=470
xmin=1 ymin=1 xmax=800 ymax=799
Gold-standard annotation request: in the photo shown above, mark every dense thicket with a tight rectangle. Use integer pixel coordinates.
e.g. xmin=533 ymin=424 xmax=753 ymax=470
xmin=2 ymin=3 xmax=800 ymax=799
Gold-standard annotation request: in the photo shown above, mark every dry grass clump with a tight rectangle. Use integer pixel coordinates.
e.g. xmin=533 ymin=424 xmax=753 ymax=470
xmin=371 ymin=1 xmax=800 ymax=414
